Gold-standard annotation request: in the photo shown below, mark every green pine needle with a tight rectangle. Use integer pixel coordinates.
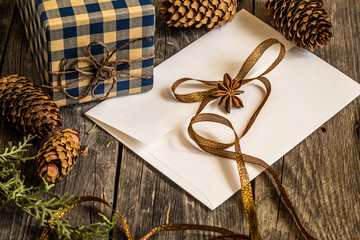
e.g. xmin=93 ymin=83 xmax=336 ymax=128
xmin=106 ymin=141 xmax=113 ymax=148
xmin=0 ymin=135 xmax=116 ymax=239
xmin=87 ymin=124 xmax=97 ymax=135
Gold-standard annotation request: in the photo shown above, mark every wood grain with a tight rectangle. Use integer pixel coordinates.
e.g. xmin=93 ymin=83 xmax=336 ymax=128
xmin=0 ymin=0 xmax=359 ymax=239
xmin=254 ymin=0 xmax=360 ymax=239
xmin=113 ymin=1 xmax=254 ymax=239
xmin=0 ymin=4 xmax=118 ymax=239
xmin=0 ymin=0 xmax=15 ymax=72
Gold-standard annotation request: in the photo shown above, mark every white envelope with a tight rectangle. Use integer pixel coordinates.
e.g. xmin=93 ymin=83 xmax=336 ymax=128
xmin=85 ymin=10 xmax=360 ymax=210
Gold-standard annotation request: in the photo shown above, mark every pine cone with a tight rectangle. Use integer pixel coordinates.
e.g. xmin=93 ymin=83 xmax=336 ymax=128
xmin=0 ymin=74 xmax=62 ymax=137
xmin=159 ymin=0 xmax=237 ymax=29
xmin=37 ymin=129 xmax=80 ymax=183
xmin=265 ymin=0 xmax=332 ymax=51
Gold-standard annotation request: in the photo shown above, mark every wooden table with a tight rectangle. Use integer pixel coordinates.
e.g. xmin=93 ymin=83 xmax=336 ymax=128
xmin=0 ymin=0 xmax=359 ymax=239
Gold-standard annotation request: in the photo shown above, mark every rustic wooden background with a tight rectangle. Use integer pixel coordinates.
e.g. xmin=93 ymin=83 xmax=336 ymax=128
xmin=0 ymin=0 xmax=359 ymax=239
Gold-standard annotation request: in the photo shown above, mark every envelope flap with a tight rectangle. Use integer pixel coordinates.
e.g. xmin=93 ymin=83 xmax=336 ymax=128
xmin=86 ymin=10 xmax=294 ymax=144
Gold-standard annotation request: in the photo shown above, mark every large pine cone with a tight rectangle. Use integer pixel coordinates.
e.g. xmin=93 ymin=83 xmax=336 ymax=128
xmin=159 ymin=0 xmax=237 ymax=29
xmin=0 ymin=75 xmax=62 ymax=137
xmin=37 ymin=129 xmax=80 ymax=183
xmin=265 ymin=0 xmax=332 ymax=51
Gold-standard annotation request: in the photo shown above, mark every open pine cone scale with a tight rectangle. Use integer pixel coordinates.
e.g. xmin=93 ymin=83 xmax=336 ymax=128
xmin=37 ymin=129 xmax=80 ymax=183
xmin=160 ymin=0 xmax=237 ymax=29
xmin=0 ymin=75 xmax=62 ymax=137
xmin=265 ymin=0 xmax=332 ymax=51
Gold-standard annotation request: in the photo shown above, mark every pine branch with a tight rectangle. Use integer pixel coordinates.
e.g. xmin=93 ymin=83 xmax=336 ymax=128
xmin=0 ymin=135 xmax=116 ymax=239
xmin=0 ymin=135 xmax=36 ymax=160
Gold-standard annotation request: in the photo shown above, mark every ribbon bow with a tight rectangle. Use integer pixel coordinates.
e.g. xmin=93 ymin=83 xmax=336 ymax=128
xmin=45 ymin=37 xmax=155 ymax=100
xmin=171 ymin=38 xmax=316 ymax=240
xmin=41 ymin=39 xmax=317 ymax=240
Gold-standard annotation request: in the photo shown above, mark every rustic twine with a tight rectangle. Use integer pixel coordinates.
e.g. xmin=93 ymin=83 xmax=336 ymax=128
xmin=45 ymin=37 xmax=155 ymax=101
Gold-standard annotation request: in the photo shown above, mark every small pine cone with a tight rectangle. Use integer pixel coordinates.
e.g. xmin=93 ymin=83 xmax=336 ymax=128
xmin=265 ymin=0 xmax=332 ymax=51
xmin=0 ymin=74 xmax=62 ymax=137
xmin=37 ymin=129 xmax=80 ymax=183
xmin=159 ymin=0 xmax=237 ymax=29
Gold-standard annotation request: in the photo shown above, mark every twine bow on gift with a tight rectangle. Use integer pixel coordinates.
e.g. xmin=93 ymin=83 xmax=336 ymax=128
xmin=41 ymin=39 xmax=317 ymax=240
xmin=45 ymin=37 xmax=155 ymax=100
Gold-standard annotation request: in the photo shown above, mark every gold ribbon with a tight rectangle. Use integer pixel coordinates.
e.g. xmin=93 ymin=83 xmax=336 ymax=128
xmin=40 ymin=195 xmax=251 ymax=240
xmin=45 ymin=37 xmax=155 ymax=100
xmin=40 ymin=39 xmax=317 ymax=240
xmin=172 ymin=38 xmax=316 ymax=240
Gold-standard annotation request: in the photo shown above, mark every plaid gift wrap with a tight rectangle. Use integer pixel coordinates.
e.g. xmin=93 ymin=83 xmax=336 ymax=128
xmin=16 ymin=0 xmax=155 ymax=106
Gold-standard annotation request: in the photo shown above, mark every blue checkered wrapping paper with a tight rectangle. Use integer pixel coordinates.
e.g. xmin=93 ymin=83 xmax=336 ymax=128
xmin=16 ymin=0 xmax=155 ymax=106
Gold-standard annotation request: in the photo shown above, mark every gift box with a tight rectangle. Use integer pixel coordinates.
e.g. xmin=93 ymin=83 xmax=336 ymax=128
xmin=16 ymin=0 xmax=155 ymax=106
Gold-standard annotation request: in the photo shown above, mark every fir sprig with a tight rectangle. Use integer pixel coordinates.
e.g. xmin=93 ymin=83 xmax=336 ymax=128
xmin=0 ymin=135 xmax=116 ymax=239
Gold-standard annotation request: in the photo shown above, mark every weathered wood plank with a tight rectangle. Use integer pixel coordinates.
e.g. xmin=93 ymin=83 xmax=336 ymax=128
xmin=113 ymin=1 xmax=254 ymax=239
xmin=0 ymin=4 xmax=50 ymax=238
xmin=0 ymin=0 xmax=359 ymax=239
xmin=0 ymin=4 xmax=119 ymax=239
xmin=254 ymin=0 xmax=360 ymax=239
xmin=0 ymin=0 xmax=15 ymax=70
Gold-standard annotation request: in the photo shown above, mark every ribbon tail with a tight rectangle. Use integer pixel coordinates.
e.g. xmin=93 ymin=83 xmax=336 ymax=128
xmin=40 ymin=196 xmax=135 ymax=240
xmin=207 ymin=235 xmax=251 ymax=240
xmin=235 ymin=152 xmax=262 ymax=240
xmin=242 ymin=154 xmax=317 ymax=240
xmin=40 ymin=195 xmax=252 ymax=240
xmin=116 ymin=73 xmax=153 ymax=79
xmin=140 ymin=223 xmax=244 ymax=240
xmin=128 ymin=54 xmax=155 ymax=63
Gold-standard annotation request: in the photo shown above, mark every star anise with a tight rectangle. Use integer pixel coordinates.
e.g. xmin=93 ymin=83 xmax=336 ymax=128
xmin=212 ymin=73 xmax=244 ymax=113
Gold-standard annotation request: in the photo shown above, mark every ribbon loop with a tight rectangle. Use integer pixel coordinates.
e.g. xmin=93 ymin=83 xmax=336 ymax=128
xmin=46 ymin=37 xmax=155 ymax=101
xmin=172 ymin=39 xmax=285 ymax=116
xmin=87 ymin=41 xmax=111 ymax=66
xmin=189 ymin=113 xmax=236 ymax=149
xmin=172 ymin=78 xmax=221 ymax=103
xmin=234 ymin=38 xmax=286 ymax=82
